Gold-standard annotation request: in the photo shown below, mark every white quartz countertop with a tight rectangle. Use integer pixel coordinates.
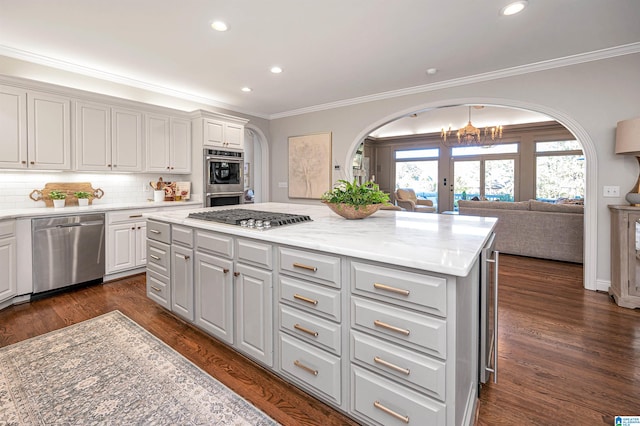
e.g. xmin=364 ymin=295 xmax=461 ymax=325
xmin=145 ymin=202 xmax=497 ymax=277
xmin=0 ymin=200 xmax=202 ymax=220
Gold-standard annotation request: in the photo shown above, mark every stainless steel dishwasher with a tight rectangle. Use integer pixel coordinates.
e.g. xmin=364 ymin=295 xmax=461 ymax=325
xmin=32 ymin=213 xmax=105 ymax=294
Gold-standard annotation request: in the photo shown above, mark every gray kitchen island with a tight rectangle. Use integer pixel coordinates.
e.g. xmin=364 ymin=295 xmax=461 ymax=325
xmin=144 ymin=202 xmax=497 ymax=426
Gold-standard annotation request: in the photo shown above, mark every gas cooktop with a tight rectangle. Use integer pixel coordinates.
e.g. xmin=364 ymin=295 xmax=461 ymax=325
xmin=187 ymin=209 xmax=312 ymax=229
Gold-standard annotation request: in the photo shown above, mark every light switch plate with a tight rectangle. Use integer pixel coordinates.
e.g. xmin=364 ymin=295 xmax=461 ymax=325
xmin=603 ymin=186 xmax=620 ymax=197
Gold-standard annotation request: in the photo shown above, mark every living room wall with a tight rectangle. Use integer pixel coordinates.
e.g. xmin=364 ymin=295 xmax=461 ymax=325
xmin=268 ymin=53 xmax=640 ymax=292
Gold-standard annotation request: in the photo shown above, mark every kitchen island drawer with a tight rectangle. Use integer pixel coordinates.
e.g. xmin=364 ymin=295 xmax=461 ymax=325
xmin=280 ymin=333 xmax=341 ymax=405
xmin=351 ymin=261 xmax=447 ymax=317
xmin=147 ymin=240 xmax=170 ymax=275
xmin=146 ymin=269 xmax=170 ymax=309
xmin=146 ymin=219 xmax=171 ymax=244
xmin=237 ymin=238 xmax=272 ymax=269
xmin=279 ymin=247 xmax=341 ymax=288
xmin=171 ymin=224 xmax=193 ymax=248
xmin=196 ymin=230 xmax=233 ymax=258
xmin=351 ymin=330 xmax=446 ymax=401
xmin=279 ymin=275 xmax=341 ymax=321
xmin=352 ymin=297 xmax=447 ymax=358
xmin=351 ymin=365 xmax=445 ymax=426
xmin=280 ymin=305 xmax=341 ymax=355
xmin=108 ymin=209 xmax=155 ymax=224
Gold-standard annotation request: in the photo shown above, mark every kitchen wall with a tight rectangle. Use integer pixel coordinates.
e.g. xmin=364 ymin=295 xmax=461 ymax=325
xmin=268 ymin=53 xmax=640 ymax=292
xmin=0 ymin=171 xmax=193 ymax=209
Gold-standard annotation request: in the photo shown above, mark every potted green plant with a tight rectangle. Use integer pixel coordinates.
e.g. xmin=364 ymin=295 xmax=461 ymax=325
xmin=74 ymin=191 xmax=92 ymax=207
xmin=321 ymin=179 xmax=390 ymax=219
xmin=49 ymin=190 xmax=67 ymax=208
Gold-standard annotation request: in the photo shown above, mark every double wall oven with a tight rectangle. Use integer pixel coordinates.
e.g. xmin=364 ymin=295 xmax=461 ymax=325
xmin=204 ymin=148 xmax=244 ymax=207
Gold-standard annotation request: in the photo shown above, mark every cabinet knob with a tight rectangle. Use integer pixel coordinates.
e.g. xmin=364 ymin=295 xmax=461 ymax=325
xmin=22 ymin=160 xmax=27 ymax=164
xmin=233 ymin=272 xmax=240 ymax=277
xmin=166 ymin=166 xmax=171 ymax=170
xmin=30 ymin=161 xmax=35 ymax=165
xmin=107 ymin=164 xmax=112 ymax=167
xmin=223 ymin=268 xmax=230 ymax=274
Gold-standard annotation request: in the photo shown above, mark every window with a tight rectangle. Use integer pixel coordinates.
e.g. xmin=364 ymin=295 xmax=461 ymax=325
xmin=395 ymin=148 xmax=439 ymax=210
xmin=535 ymin=140 xmax=584 ymax=201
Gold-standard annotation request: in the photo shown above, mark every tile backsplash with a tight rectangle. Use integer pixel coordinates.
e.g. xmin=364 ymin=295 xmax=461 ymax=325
xmin=0 ymin=172 xmax=193 ymax=210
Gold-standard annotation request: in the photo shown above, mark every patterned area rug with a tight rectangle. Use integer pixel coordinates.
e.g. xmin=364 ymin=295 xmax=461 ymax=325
xmin=0 ymin=311 xmax=278 ymax=425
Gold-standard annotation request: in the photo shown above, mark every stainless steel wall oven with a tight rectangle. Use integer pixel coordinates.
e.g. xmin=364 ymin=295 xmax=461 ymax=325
xmin=204 ymin=148 xmax=244 ymax=206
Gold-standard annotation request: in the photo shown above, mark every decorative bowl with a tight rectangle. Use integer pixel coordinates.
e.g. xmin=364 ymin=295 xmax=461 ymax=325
xmin=323 ymin=201 xmax=382 ymax=219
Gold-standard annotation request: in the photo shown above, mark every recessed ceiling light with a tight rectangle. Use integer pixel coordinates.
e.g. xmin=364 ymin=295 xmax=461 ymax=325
xmin=500 ymin=0 xmax=528 ymax=16
xmin=270 ymin=66 xmax=283 ymax=74
xmin=426 ymin=68 xmax=438 ymax=75
xmin=211 ymin=21 xmax=228 ymax=31
xmin=241 ymin=87 xmax=252 ymax=92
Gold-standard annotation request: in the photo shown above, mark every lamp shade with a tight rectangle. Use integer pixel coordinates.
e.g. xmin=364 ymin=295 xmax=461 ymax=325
xmin=615 ymin=117 xmax=640 ymax=154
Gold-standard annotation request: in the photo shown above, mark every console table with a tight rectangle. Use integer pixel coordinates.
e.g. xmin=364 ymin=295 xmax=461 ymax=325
xmin=609 ymin=205 xmax=640 ymax=309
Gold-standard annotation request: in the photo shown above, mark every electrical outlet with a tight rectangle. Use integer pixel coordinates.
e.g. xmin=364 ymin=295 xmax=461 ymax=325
xmin=603 ymin=186 xmax=620 ymax=197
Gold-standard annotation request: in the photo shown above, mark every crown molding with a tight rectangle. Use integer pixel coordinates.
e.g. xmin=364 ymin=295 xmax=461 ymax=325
xmin=0 ymin=45 xmax=270 ymax=119
xmin=270 ymin=42 xmax=640 ymax=119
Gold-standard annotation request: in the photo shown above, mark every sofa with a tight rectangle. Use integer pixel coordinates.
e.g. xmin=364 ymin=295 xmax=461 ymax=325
xmin=457 ymin=199 xmax=584 ymax=263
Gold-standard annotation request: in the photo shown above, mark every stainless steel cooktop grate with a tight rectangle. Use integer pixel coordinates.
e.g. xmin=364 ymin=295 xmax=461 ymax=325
xmin=187 ymin=209 xmax=312 ymax=227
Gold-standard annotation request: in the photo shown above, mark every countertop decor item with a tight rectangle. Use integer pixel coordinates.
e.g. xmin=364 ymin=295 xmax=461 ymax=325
xmin=321 ymin=179 xmax=389 ymax=219
xmin=30 ymin=183 xmax=104 ymax=207
xmin=49 ymin=190 xmax=66 ymax=208
xmin=322 ymin=201 xmax=382 ymax=219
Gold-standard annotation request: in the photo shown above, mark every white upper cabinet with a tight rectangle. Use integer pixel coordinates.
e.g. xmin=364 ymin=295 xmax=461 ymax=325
xmin=0 ymin=86 xmax=27 ymax=169
xmin=192 ymin=111 xmax=248 ymax=150
xmin=0 ymin=86 xmax=70 ymax=170
xmin=75 ymin=102 xmax=143 ymax=172
xmin=27 ymin=91 xmax=71 ymax=170
xmin=203 ymin=119 xmax=244 ymax=148
xmin=146 ymin=114 xmax=191 ymax=174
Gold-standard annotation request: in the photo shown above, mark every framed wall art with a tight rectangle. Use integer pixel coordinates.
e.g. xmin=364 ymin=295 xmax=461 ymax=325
xmin=288 ymin=132 xmax=332 ymax=199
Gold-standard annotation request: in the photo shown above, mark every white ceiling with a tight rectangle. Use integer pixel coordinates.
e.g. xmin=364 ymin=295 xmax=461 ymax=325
xmin=1 ymin=0 xmax=639 ymax=126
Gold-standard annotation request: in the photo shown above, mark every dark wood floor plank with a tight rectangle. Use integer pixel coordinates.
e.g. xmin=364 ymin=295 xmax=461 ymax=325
xmin=1 ymin=255 xmax=639 ymax=425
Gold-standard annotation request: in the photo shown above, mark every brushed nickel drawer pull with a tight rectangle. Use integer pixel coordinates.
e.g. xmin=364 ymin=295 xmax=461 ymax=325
xmin=151 ymin=286 xmax=161 ymax=292
xmin=373 ymin=401 xmax=409 ymax=424
xmin=293 ymin=262 xmax=317 ymax=272
xmin=178 ymin=253 xmax=190 ymax=261
xmin=149 ymin=255 xmax=161 ymax=260
xmin=129 ymin=214 xmax=143 ymax=218
xmin=374 ymin=356 xmax=410 ymax=375
xmin=294 ymin=360 xmax=318 ymax=376
xmin=374 ymin=282 xmax=410 ymax=296
xmin=293 ymin=293 xmax=318 ymax=305
xmin=374 ymin=319 xmax=410 ymax=336
xmin=149 ymin=229 xmax=161 ymax=234
xmin=294 ymin=323 xmax=318 ymax=337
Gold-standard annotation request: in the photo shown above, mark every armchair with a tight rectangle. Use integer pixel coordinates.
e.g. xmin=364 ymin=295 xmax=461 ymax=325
xmin=395 ymin=188 xmax=436 ymax=213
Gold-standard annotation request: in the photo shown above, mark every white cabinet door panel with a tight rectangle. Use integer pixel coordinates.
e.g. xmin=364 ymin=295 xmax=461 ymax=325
xmin=0 ymin=86 xmax=27 ymax=169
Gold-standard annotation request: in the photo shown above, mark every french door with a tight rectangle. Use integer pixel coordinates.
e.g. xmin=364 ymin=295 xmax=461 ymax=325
xmin=452 ymin=158 xmax=516 ymax=210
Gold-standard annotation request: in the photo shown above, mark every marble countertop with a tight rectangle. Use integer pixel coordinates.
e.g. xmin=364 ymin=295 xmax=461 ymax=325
xmin=0 ymin=200 xmax=202 ymax=220
xmin=145 ymin=202 xmax=497 ymax=277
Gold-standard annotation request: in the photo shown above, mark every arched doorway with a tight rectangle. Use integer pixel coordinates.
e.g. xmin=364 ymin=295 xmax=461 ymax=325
xmin=245 ymin=125 xmax=270 ymax=203
xmin=346 ymin=98 xmax=597 ymax=291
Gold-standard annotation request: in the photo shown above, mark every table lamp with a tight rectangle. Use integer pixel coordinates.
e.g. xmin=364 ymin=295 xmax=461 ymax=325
xmin=615 ymin=117 xmax=640 ymax=206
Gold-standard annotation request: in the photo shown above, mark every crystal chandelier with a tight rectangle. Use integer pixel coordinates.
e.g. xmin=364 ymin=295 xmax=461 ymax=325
xmin=441 ymin=106 xmax=503 ymax=146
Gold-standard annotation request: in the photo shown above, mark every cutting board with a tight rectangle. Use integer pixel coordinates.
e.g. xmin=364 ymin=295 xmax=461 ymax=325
xmin=29 ymin=182 xmax=105 ymax=207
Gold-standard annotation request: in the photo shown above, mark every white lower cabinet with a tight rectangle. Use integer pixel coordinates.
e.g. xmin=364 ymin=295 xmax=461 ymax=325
xmin=107 ymin=210 xmax=150 ymax=274
xmin=146 ymin=220 xmax=171 ymax=309
xmin=0 ymin=220 xmax=17 ymax=303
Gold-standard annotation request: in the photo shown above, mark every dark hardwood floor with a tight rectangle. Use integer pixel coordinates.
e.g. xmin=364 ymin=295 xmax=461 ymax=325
xmin=1 ymin=255 xmax=638 ymax=425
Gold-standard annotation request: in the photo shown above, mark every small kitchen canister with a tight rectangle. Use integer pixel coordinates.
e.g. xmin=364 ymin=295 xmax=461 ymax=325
xmin=154 ymin=190 xmax=165 ymax=202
